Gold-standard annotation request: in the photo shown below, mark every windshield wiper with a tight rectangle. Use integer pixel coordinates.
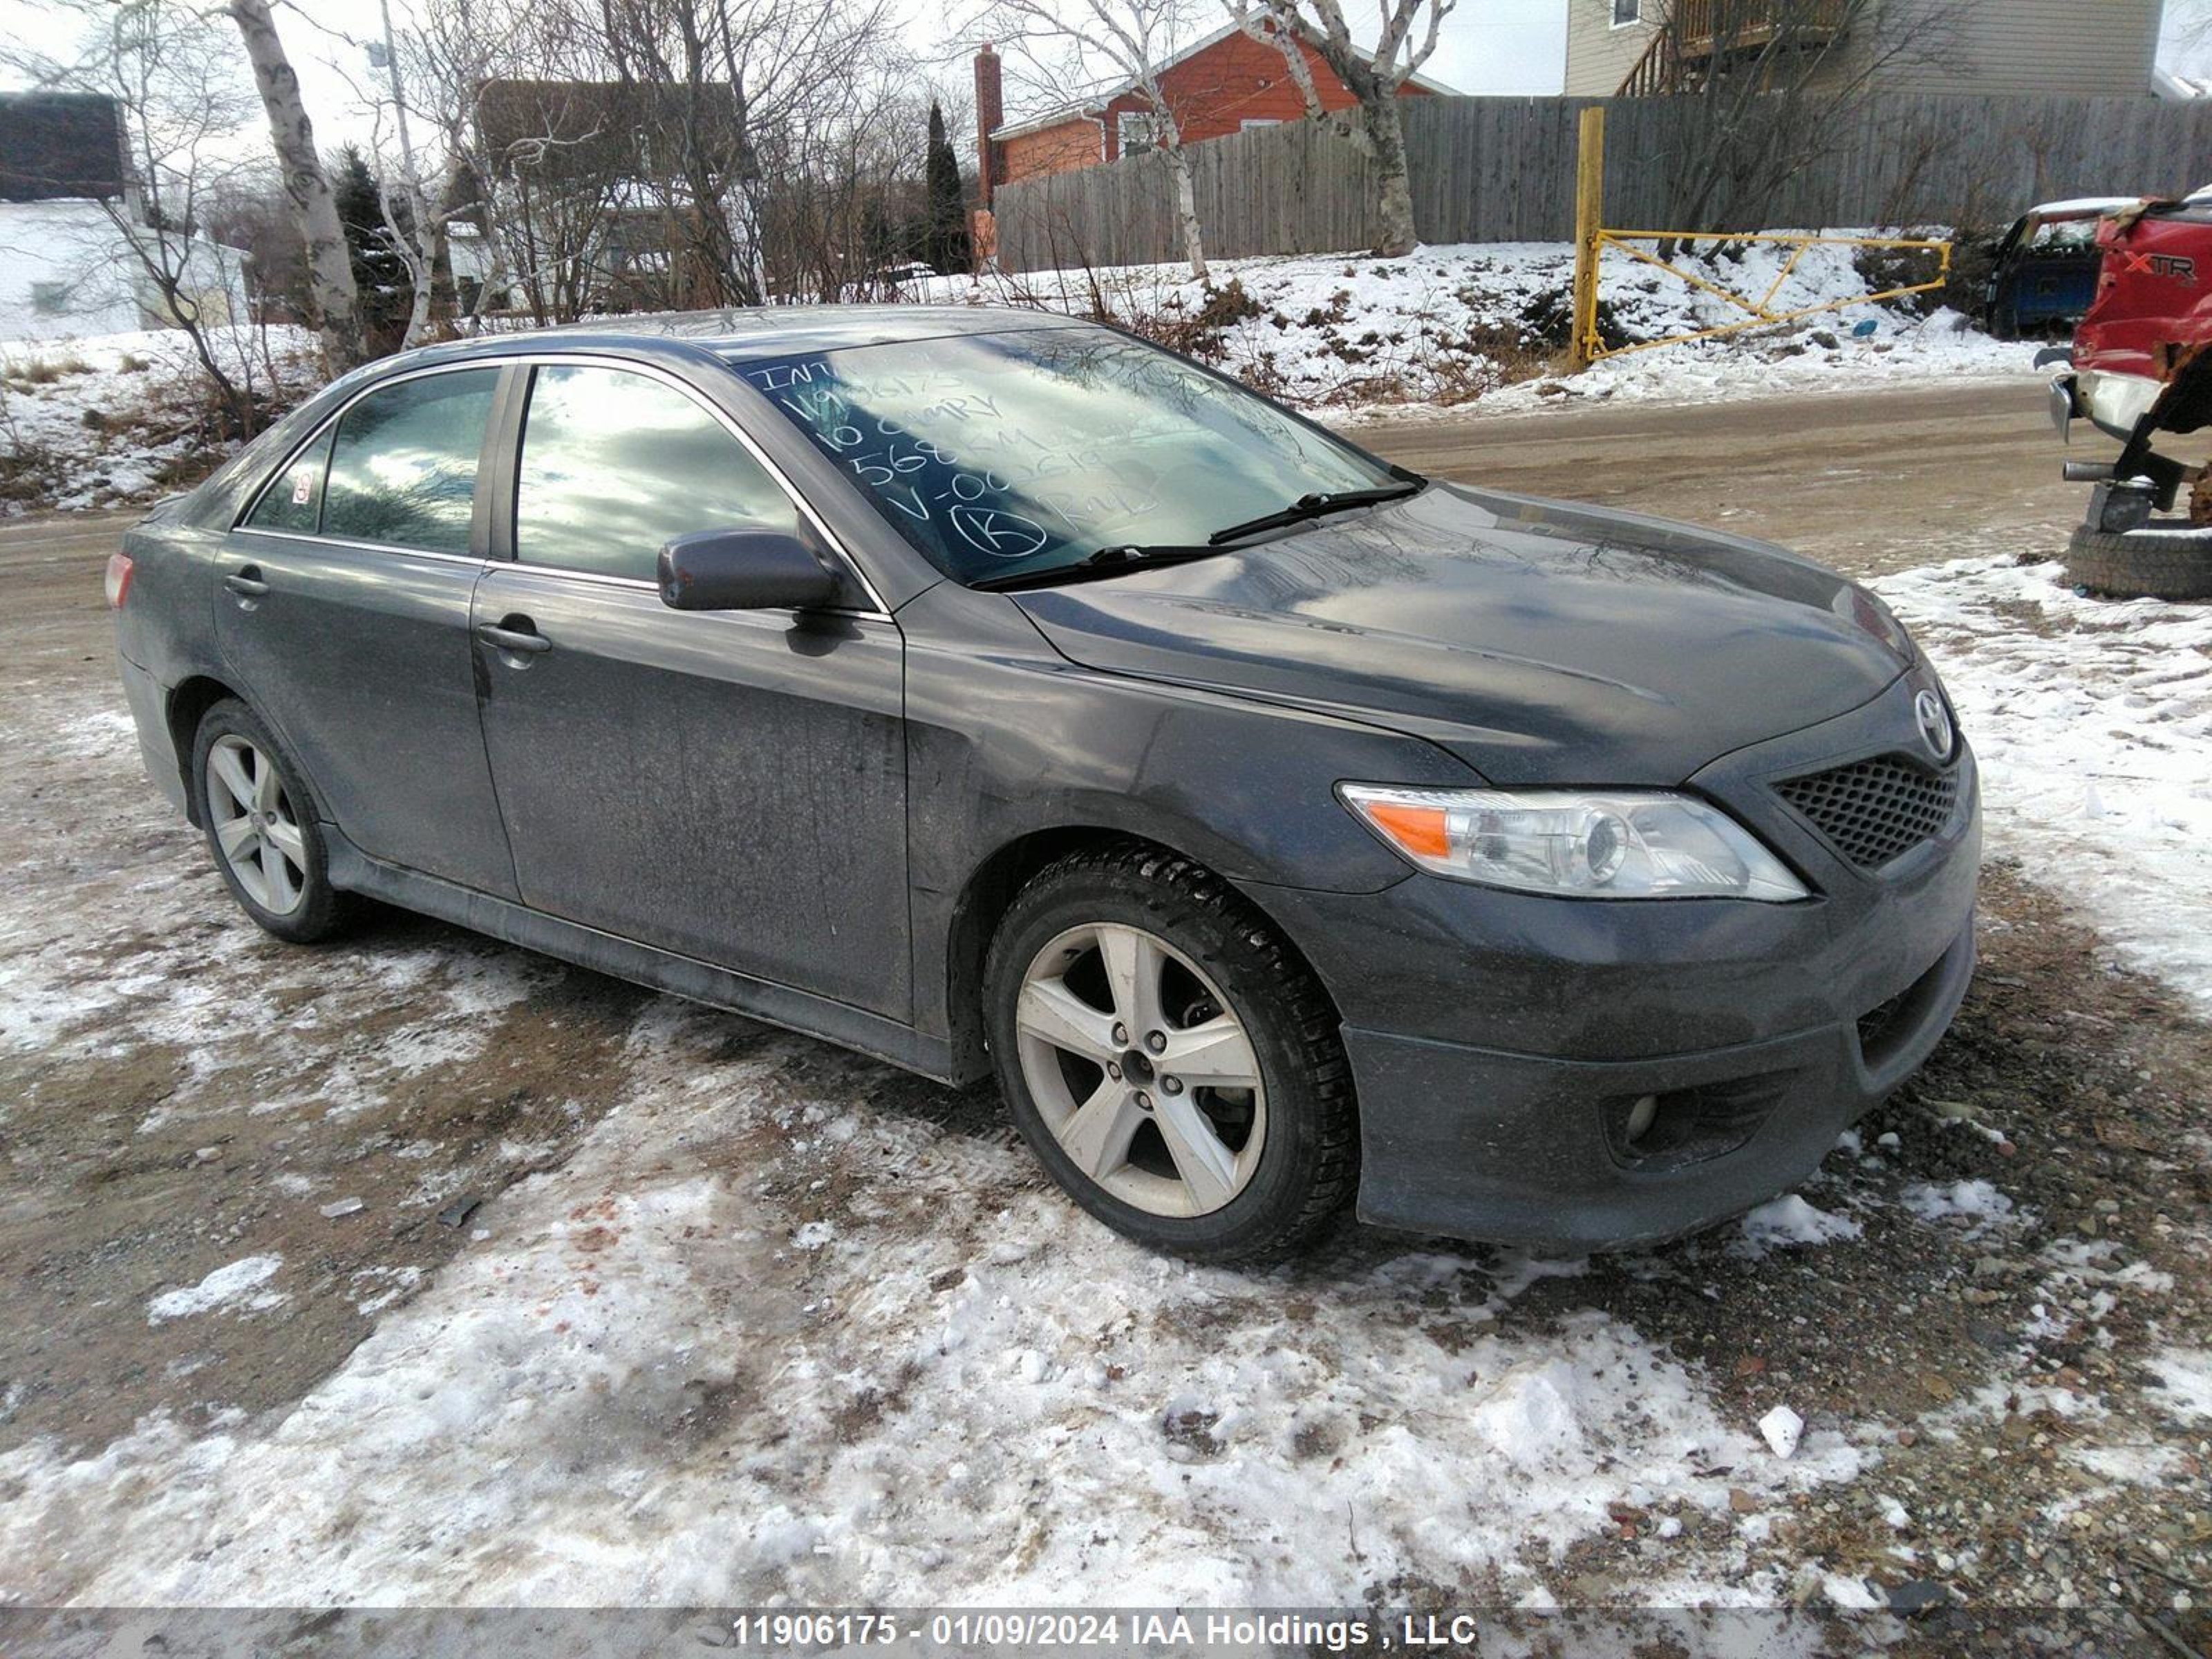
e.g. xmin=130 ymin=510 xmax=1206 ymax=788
xmin=968 ymin=543 xmax=1224 ymax=593
xmin=1204 ymin=477 xmax=1425 ymax=546
xmin=967 ymin=472 xmax=1427 ymax=593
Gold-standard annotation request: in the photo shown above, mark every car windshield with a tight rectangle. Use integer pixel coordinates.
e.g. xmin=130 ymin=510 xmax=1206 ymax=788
xmin=732 ymin=327 xmax=1398 ymax=586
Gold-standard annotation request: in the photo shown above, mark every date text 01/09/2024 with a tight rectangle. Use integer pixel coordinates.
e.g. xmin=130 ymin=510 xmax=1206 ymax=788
xmin=721 ymin=1611 xmax=1388 ymax=1649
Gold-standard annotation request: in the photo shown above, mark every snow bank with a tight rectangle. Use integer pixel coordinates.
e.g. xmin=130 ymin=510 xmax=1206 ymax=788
xmin=1873 ymin=556 xmax=2212 ymax=1011
xmin=10 ymin=236 xmax=2034 ymax=514
xmin=912 ymin=237 xmax=2036 ymax=414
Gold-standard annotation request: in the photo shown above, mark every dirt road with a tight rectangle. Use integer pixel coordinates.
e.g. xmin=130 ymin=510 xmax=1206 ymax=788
xmin=2 ymin=382 xmax=2205 ymax=1629
xmin=1360 ymin=377 xmax=2094 ymax=577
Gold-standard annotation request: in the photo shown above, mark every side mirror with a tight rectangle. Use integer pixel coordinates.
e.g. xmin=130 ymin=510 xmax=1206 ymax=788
xmin=657 ymin=528 xmax=842 ymax=612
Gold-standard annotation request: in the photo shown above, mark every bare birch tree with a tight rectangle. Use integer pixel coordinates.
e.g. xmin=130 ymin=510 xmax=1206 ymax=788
xmin=1226 ymin=0 xmax=1450 ymax=256
xmin=225 ymin=0 xmax=362 ymax=371
xmin=964 ymin=0 xmax=1214 ymax=281
xmin=281 ymin=0 xmax=475 ymax=348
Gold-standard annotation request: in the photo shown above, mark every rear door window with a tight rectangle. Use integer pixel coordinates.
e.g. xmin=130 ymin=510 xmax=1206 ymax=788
xmin=513 ymin=364 xmax=800 ymax=583
xmin=320 ymin=369 xmax=498 ymax=555
xmin=245 ymin=427 xmax=335 ymax=534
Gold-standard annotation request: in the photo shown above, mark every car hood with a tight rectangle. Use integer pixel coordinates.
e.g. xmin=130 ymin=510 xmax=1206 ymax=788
xmin=1011 ymin=482 xmax=1913 ymax=785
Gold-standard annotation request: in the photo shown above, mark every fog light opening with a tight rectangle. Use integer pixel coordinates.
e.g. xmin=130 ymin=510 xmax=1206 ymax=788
xmin=1603 ymin=1074 xmax=1793 ymax=1172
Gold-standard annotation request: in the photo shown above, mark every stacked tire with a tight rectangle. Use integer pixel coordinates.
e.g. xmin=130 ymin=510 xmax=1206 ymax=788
xmin=2063 ymin=522 xmax=2212 ymax=601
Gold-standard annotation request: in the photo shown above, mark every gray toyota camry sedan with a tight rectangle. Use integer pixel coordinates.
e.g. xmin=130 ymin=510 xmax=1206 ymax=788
xmin=107 ymin=307 xmax=1978 ymax=1262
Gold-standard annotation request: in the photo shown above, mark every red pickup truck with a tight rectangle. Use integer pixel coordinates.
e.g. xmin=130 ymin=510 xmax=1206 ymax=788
xmin=2050 ymin=189 xmax=2212 ymax=598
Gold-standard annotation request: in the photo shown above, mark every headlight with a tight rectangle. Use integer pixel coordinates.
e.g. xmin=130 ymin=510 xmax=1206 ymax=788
xmin=1340 ymin=785 xmax=1808 ymax=901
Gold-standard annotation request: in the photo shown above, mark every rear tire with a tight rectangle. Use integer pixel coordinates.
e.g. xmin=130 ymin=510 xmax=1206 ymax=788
xmin=190 ymin=698 xmax=356 ymax=944
xmin=984 ymin=842 xmax=1357 ymax=1263
xmin=2063 ymin=522 xmax=2212 ymax=601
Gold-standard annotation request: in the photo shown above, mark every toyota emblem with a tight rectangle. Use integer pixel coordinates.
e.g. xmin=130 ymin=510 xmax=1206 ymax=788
xmin=1914 ymin=689 xmax=1953 ymax=762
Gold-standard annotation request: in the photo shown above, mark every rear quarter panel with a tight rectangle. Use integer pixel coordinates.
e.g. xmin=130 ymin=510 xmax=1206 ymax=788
xmin=114 ymin=510 xmax=238 ymax=809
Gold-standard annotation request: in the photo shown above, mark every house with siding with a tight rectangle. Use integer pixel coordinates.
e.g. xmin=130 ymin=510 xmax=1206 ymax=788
xmin=973 ymin=28 xmax=1454 ymax=206
xmin=1564 ymin=0 xmax=2166 ymax=100
xmin=0 ymin=92 xmax=248 ymax=341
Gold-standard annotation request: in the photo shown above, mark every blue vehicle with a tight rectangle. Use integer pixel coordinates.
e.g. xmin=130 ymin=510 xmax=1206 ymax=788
xmin=1983 ymin=198 xmax=2137 ymax=340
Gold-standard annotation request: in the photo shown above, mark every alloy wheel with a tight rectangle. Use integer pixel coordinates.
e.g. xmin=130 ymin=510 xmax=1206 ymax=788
xmin=205 ymin=734 xmax=308 ymax=916
xmin=1013 ymin=922 xmax=1267 ymax=1217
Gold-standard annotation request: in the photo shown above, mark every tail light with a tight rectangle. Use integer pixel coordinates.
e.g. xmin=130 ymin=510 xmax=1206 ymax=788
xmin=104 ymin=551 xmax=133 ymax=608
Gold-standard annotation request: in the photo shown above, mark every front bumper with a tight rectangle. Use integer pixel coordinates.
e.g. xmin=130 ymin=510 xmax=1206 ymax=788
xmin=1246 ymin=672 xmax=1981 ymax=1252
xmin=2052 ymin=367 xmax=2162 ymax=444
xmin=1333 ymin=921 xmax=1971 ymax=1251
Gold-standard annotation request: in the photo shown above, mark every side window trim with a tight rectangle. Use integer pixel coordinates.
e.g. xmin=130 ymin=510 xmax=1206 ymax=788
xmin=494 ymin=351 xmax=891 ymax=618
xmin=477 ymin=363 xmax=527 ymax=565
xmin=232 ymin=360 xmax=508 ymax=564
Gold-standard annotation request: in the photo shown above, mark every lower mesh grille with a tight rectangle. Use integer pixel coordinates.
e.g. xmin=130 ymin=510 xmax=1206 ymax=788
xmin=1855 ymin=989 xmax=1911 ymax=1053
xmin=1775 ymin=753 xmax=1960 ymax=870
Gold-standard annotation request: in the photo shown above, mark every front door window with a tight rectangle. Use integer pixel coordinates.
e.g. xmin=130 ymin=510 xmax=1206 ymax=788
xmin=514 ymin=364 xmax=800 ymax=582
xmin=319 ymin=369 xmax=498 ymax=555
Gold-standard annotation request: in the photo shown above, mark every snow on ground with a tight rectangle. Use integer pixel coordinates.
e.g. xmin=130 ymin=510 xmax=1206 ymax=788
xmin=1871 ymin=556 xmax=2212 ymax=1011
xmin=1736 ymin=1194 xmax=1862 ymax=1255
xmin=2147 ymin=1351 xmax=2212 ymax=1424
xmin=6 ymin=236 xmax=2033 ymax=514
xmin=1 ymin=268 xmax=2200 ymax=1612
xmin=0 ymin=985 xmax=1866 ymax=1605
xmin=146 ymin=1257 xmax=284 ymax=1327
xmin=0 ymin=325 xmax=317 ymax=513
xmin=914 ymin=237 xmax=2038 ymax=415
xmin=1894 ymin=1179 xmax=2018 ymax=1231
xmin=5 ymin=503 xmax=2203 ymax=1615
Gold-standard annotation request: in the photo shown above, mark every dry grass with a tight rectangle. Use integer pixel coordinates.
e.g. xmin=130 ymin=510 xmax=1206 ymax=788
xmin=3 ymin=351 xmax=93 ymax=388
xmin=2 ymin=332 xmax=321 ymax=513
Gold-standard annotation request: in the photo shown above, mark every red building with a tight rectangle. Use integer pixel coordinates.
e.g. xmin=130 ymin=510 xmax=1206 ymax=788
xmin=973 ymin=28 xmax=1452 ymax=207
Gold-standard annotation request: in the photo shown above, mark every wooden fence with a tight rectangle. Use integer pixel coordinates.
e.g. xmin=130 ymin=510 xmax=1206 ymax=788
xmin=990 ymin=92 xmax=2212 ymax=272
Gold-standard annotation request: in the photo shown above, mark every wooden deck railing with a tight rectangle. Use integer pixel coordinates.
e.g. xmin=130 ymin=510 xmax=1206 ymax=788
xmin=1615 ymin=0 xmax=1851 ymax=95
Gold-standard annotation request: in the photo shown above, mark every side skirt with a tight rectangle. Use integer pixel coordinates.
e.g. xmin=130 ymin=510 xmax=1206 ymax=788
xmin=326 ymin=835 xmax=961 ymax=1085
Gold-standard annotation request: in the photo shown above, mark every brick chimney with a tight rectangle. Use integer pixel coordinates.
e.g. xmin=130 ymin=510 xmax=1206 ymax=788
xmin=975 ymin=43 xmax=1003 ymax=206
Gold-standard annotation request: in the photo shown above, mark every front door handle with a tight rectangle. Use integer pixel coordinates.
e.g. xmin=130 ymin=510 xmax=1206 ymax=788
xmin=475 ymin=619 xmax=552 ymax=656
xmin=224 ymin=566 xmax=268 ymax=599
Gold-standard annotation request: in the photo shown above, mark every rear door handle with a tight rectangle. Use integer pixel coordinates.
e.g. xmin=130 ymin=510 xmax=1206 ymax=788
xmin=224 ymin=566 xmax=268 ymax=598
xmin=475 ymin=619 xmax=552 ymax=655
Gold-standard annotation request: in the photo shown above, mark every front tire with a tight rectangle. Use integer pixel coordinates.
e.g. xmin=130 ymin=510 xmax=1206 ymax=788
xmin=984 ymin=843 xmax=1357 ymax=1263
xmin=190 ymin=698 xmax=355 ymax=944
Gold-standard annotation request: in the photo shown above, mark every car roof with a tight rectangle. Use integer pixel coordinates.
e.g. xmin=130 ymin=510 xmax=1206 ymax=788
xmin=532 ymin=303 xmax=1095 ymax=364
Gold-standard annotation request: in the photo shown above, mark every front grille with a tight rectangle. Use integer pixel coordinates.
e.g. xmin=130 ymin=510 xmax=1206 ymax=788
xmin=1775 ymin=753 xmax=1960 ymax=870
